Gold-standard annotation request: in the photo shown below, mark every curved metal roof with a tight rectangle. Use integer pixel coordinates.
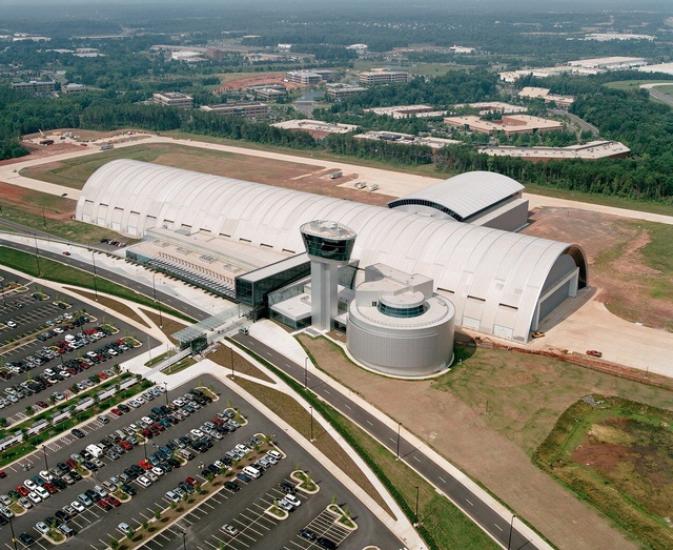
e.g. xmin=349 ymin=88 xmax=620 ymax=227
xmin=76 ymin=160 xmax=586 ymax=342
xmin=388 ymin=171 xmax=524 ymax=220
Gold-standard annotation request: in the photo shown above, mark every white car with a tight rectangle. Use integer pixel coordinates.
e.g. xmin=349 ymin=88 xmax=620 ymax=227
xmin=151 ymin=466 xmax=164 ymax=477
xmin=146 ymin=471 xmax=158 ymax=482
xmin=283 ymin=494 xmax=301 ymax=508
xmin=118 ymin=522 xmax=133 ymax=535
xmin=39 ymin=470 xmax=53 ymax=482
xmin=267 ymin=449 xmax=283 ymax=461
xmin=165 ymin=491 xmax=180 ymax=503
xmin=190 ymin=429 xmax=204 ymax=438
xmin=24 ymin=479 xmax=37 ymax=491
xmin=222 ymin=524 xmax=239 ymax=536
xmin=137 ymin=476 xmax=151 ymax=488
xmin=35 ymin=487 xmax=50 ymax=500
xmin=35 ymin=522 xmax=50 ymax=535
xmin=71 ymin=500 xmax=85 ymax=513
xmin=6 ymin=321 xmax=17 ymax=328
xmin=27 ymin=492 xmax=42 ymax=505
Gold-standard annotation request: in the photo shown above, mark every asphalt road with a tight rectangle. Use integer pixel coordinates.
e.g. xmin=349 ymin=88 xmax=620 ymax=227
xmin=647 ymin=85 xmax=673 ymax=108
xmin=0 ymin=238 xmax=208 ymax=322
xmin=233 ymin=333 xmax=537 ymax=550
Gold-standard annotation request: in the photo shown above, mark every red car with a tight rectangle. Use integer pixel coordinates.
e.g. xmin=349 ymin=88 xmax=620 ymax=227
xmin=98 ymin=498 xmax=112 ymax=511
xmin=110 ymin=408 xmax=123 ymax=417
xmin=107 ymin=495 xmax=121 ymax=507
xmin=0 ymin=470 xmax=6 ymax=479
xmin=185 ymin=476 xmax=197 ymax=487
xmin=16 ymin=485 xmax=29 ymax=496
xmin=44 ymin=482 xmax=58 ymax=494
xmin=139 ymin=459 xmax=152 ymax=471
xmin=120 ymin=440 xmax=132 ymax=451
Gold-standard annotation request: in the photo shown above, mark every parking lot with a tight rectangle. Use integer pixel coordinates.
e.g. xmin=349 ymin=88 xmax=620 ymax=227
xmin=0 ymin=269 xmax=155 ymax=426
xmin=0 ymin=374 xmax=400 ymax=549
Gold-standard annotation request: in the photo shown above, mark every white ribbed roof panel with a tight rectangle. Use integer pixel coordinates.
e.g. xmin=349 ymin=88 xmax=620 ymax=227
xmin=76 ymin=160 xmax=586 ymax=342
xmin=388 ymin=170 xmax=524 ymax=220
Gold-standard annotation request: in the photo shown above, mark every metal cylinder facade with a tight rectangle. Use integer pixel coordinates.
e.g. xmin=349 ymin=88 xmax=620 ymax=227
xmin=346 ymin=296 xmax=455 ymax=378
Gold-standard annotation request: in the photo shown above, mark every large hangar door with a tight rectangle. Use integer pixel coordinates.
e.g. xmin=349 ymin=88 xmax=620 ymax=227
xmin=532 ymin=254 xmax=579 ymax=330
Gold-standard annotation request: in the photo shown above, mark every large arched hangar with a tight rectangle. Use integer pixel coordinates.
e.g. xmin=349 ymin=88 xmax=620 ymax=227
xmin=76 ymin=160 xmax=588 ymax=342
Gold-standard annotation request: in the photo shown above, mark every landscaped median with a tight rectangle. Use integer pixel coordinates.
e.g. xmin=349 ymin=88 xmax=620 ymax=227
xmin=0 ymin=245 xmax=195 ymax=323
xmin=0 ymin=373 xmax=153 ymax=467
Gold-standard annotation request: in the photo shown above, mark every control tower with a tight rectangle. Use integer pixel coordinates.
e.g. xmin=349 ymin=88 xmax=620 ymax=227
xmin=300 ymin=220 xmax=356 ymax=331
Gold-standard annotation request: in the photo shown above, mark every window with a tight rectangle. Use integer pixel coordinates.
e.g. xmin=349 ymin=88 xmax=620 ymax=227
xmin=377 ymin=302 xmax=426 ymax=318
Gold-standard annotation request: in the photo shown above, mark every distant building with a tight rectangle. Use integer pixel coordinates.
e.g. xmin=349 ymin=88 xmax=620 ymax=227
xmin=11 ymin=80 xmax=56 ymax=95
xmin=445 ymin=114 xmax=564 ymax=136
xmin=354 ymin=131 xmax=460 ymax=150
xmin=325 ymin=83 xmax=367 ymax=100
xmin=277 ymin=43 xmax=292 ymax=51
xmin=248 ymin=84 xmax=288 ymax=100
xmin=152 ymin=92 xmax=193 ymax=109
xmin=170 ymin=50 xmax=206 ymax=63
xmin=74 ymin=48 xmax=103 ymax=58
xmin=62 ymin=83 xmax=88 ymax=94
xmin=452 ymin=102 xmax=527 ymax=115
xmin=365 ymin=104 xmax=446 ymax=119
xmin=518 ymin=87 xmax=574 ymax=108
xmin=479 ymin=140 xmax=630 ymax=161
xmin=449 ymin=45 xmax=475 ymax=54
xmin=200 ymin=101 xmax=269 ymax=119
xmin=567 ymin=56 xmax=647 ymax=70
xmin=638 ymin=63 xmax=673 ymax=76
xmin=359 ymin=69 xmax=409 ymax=86
xmin=584 ymin=33 xmax=654 ymax=41
xmin=346 ymin=43 xmax=368 ymax=56
xmin=286 ymin=70 xmax=321 ymax=85
xmin=271 ymin=119 xmax=358 ymax=139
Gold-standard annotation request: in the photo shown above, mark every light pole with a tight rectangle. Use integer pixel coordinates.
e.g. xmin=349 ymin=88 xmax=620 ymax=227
xmin=33 ymin=234 xmax=42 ymax=277
xmin=8 ymin=515 xmax=18 ymax=550
xmin=91 ymin=250 xmax=99 ymax=302
xmin=181 ymin=529 xmax=187 ymax=550
xmin=152 ymin=272 xmax=163 ymax=329
xmin=396 ymin=422 xmax=401 ymax=459
xmin=142 ymin=437 xmax=147 ymax=460
xmin=414 ymin=485 xmax=420 ymax=524
xmin=229 ymin=344 xmax=234 ymax=378
xmin=41 ymin=445 xmax=48 ymax=470
xmin=508 ymin=514 xmax=516 ymax=550
xmin=163 ymin=382 xmax=168 ymax=406
xmin=309 ymin=406 xmax=314 ymax=441
xmin=304 ymin=356 xmax=308 ymax=389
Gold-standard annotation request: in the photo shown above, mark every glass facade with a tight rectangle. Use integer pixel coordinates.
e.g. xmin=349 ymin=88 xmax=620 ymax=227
xmin=301 ymin=234 xmax=355 ymax=262
xmin=235 ymin=262 xmax=310 ymax=310
xmin=378 ymin=302 xmax=426 ymax=318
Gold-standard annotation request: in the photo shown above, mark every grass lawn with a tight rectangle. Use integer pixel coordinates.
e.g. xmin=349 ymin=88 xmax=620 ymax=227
xmin=535 ymin=395 xmax=673 ymax=550
xmin=433 ymin=344 xmax=673 ymax=456
xmin=162 ymin=356 xmax=196 ymax=374
xmin=0 ymin=246 xmax=194 ymax=323
xmin=68 ymin=287 xmax=150 ymax=327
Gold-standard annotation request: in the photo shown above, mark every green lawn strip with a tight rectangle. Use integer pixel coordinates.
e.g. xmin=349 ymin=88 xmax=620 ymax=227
xmin=0 ymin=377 xmax=153 ymax=467
xmin=145 ymin=349 xmax=177 ymax=367
xmin=228 ymin=339 xmax=497 ymax=550
xmin=161 ymin=356 xmax=196 ymax=375
xmin=0 ymin=246 xmax=195 ymax=323
xmin=534 ymin=395 xmax=673 ymax=549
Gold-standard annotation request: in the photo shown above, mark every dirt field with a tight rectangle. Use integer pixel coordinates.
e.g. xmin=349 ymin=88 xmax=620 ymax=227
xmin=537 ymin=396 xmax=673 ymax=549
xmin=298 ymin=334 xmax=640 ymax=550
xmin=21 ymin=143 xmax=395 ymax=205
xmin=0 ymin=182 xmax=75 ymax=220
xmin=68 ymin=288 xmax=150 ymax=327
xmin=524 ymin=206 xmax=673 ymax=330
xmin=215 ymin=72 xmax=304 ymax=92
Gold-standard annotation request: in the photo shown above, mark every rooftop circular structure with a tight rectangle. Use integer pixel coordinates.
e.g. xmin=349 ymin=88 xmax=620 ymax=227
xmin=300 ymin=220 xmax=356 ymax=263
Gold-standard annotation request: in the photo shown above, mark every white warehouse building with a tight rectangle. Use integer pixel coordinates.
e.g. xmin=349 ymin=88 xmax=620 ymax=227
xmin=76 ymin=160 xmax=587 ymax=343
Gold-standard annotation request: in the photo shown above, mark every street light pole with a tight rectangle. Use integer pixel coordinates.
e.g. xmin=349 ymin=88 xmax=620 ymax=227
xmin=309 ymin=406 xmax=314 ymax=441
xmin=8 ymin=515 xmax=18 ymax=550
xmin=143 ymin=438 xmax=147 ymax=460
xmin=229 ymin=344 xmax=234 ymax=378
xmin=304 ymin=356 xmax=308 ymax=389
xmin=396 ymin=422 xmax=401 ymax=459
xmin=33 ymin=234 xmax=42 ymax=277
xmin=91 ymin=251 xmax=99 ymax=302
xmin=415 ymin=485 xmax=420 ymax=523
xmin=508 ymin=514 xmax=516 ymax=550
xmin=41 ymin=445 xmax=48 ymax=470
xmin=152 ymin=272 xmax=163 ymax=329
xmin=163 ymin=382 xmax=168 ymax=406
xmin=182 ymin=529 xmax=187 ymax=550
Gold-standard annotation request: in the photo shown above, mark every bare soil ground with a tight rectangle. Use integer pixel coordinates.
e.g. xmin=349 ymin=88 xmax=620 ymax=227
xmin=21 ymin=143 xmax=395 ymax=205
xmin=139 ymin=308 xmax=187 ymax=342
xmin=298 ymin=334 xmax=638 ymax=550
xmin=207 ymin=343 xmax=273 ymax=383
xmin=0 ymin=182 xmax=75 ymax=220
xmin=215 ymin=72 xmax=303 ymax=92
xmin=524 ymin=206 xmax=673 ymax=330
